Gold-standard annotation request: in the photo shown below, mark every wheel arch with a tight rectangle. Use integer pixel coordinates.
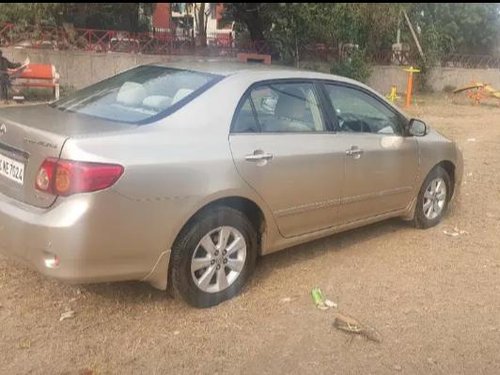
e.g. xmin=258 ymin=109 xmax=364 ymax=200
xmin=161 ymin=195 xmax=267 ymax=293
xmin=434 ymin=160 xmax=456 ymax=199
xmin=175 ymin=196 xmax=267 ymax=249
xmin=403 ymin=159 xmax=456 ymax=222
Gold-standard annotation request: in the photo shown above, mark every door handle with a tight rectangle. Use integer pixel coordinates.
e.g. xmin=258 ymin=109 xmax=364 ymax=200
xmin=245 ymin=152 xmax=274 ymax=162
xmin=345 ymin=146 xmax=364 ymax=158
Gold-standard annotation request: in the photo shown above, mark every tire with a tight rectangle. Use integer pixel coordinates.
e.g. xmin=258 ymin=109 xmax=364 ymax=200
xmin=170 ymin=206 xmax=258 ymax=308
xmin=413 ymin=166 xmax=452 ymax=229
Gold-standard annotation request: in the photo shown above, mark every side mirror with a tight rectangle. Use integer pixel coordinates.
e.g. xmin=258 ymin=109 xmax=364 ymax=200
xmin=408 ymin=118 xmax=427 ymax=137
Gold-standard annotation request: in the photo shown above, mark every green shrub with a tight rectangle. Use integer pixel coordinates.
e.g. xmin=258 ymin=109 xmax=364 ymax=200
xmin=330 ymin=49 xmax=372 ymax=83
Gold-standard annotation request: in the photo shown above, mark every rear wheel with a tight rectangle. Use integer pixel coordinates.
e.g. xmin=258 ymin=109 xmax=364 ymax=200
xmin=413 ymin=166 xmax=451 ymax=229
xmin=170 ymin=206 xmax=258 ymax=308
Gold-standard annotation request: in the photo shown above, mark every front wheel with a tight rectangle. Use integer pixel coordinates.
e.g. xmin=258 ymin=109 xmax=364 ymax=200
xmin=413 ymin=166 xmax=452 ymax=229
xmin=170 ymin=207 xmax=258 ymax=308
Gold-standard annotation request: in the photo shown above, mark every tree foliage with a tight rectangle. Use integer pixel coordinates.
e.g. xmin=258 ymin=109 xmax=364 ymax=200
xmin=0 ymin=4 xmax=62 ymax=26
xmin=409 ymin=3 xmax=500 ymax=57
xmin=331 ymin=49 xmax=372 ymax=83
xmin=62 ymin=3 xmax=154 ymax=32
xmin=0 ymin=3 xmax=154 ymax=32
xmin=224 ymin=3 xmax=279 ymax=42
xmin=1 ymin=3 xmax=500 ymax=62
xmin=228 ymin=2 xmax=500 ymax=65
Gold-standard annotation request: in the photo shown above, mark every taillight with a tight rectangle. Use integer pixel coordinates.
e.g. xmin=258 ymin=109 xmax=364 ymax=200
xmin=35 ymin=158 xmax=124 ymax=196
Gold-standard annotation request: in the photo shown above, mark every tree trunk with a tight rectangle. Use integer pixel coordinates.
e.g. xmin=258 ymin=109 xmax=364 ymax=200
xmin=295 ymin=33 xmax=300 ymax=68
xmin=197 ymin=3 xmax=207 ymax=47
xmin=128 ymin=4 xmax=140 ymax=33
xmin=245 ymin=15 xmax=265 ymax=42
xmin=228 ymin=4 xmax=266 ymax=43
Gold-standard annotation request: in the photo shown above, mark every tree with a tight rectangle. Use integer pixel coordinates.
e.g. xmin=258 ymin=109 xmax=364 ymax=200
xmin=0 ymin=3 xmax=155 ymax=32
xmin=408 ymin=3 xmax=500 ymax=56
xmin=401 ymin=3 xmax=500 ymax=90
xmin=224 ymin=3 xmax=279 ymax=42
xmin=269 ymin=3 xmax=313 ymax=66
xmin=194 ymin=3 xmax=212 ymax=47
xmin=0 ymin=3 xmax=63 ymax=26
xmin=226 ymin=3 xmax=408 ymax=65
xmin=61 ymin=3 xmax=154 ymax=32
xmin=227 ymin=2 xmax=500 ymax=62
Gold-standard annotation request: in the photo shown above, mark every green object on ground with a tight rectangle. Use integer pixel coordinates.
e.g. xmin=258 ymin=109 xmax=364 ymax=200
xmin=311 ymin=287 xmax=325 ymax=306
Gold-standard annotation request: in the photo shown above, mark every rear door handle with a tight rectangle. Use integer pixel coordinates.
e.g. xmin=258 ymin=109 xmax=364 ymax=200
xmin=245 ymin=151 xmax=274 ymax=162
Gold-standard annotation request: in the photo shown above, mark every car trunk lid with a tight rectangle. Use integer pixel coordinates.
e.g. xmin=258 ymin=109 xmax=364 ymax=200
xmin=0 ymin=104 xmax=134 ymax=208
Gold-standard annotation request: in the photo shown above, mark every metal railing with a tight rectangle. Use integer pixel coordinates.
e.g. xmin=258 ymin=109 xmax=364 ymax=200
xmin=370 ymin=49 xmax=420 ymax=66
xmin=371 ymin=50 xmax=500 ymax=69
xmin=3 ymin=23 xmax=500 ymax=68
xmin=440 ymin=54 xmax=500 ymax=69
xmin=0 ymin=23 xmax=241 ymax=56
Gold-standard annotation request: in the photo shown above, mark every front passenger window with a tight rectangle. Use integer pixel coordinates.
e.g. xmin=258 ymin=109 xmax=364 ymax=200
xmin=325 ymin=84 xmax=403 ymax=135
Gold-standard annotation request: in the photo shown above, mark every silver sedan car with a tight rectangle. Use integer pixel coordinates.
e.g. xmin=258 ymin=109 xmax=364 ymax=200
xmin=0 ymin=62 xmax=463 ymax=307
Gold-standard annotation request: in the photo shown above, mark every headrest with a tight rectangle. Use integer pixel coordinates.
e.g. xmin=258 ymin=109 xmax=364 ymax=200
xmin=142 ymin=95 xmax=172 ymax=110
xmin=116 ymin=82 xmax=147 ymax=106
xmin=274 ymin=88 xmax=306 ymax=120
xmin=172 ymin=88 xmax=194 ymax=104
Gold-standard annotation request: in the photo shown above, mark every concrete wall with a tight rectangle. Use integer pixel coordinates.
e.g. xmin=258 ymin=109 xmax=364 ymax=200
xmin=369 ymin=65 xmax=500 ymax=95
xmin=2 ymin=47 xmax=234 ymax=89
xmin=428 ymin=67 xmax=500 ymax=92
xmin=4 ymin=47 xmax=500 ymax=94
xmin=368 ymin=66 xmax=409 ymax=96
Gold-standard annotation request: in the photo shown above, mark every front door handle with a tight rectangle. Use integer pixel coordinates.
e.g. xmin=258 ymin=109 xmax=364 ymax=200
xmin=245 ymin=151 xmax=274 ymax=162
xmin=345 ymin=146 xmax=364 ymax=159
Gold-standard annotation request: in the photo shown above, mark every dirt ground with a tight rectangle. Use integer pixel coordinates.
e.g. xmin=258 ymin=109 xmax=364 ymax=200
xmin=1 ymin=95 xmax=500 ymax=375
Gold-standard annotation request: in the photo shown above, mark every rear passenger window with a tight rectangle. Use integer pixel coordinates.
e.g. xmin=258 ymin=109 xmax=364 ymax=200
xmin=232 ymin=98 xmax=260 ymax=133
xmin=232 ymin=82 xmax=326 ymax=133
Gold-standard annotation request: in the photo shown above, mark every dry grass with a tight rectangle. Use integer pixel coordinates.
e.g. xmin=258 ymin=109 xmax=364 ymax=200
xmin=1 ymin=96 xmax=500 ymax=374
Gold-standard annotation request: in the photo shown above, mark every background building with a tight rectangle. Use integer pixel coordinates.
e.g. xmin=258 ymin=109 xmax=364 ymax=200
xmin=152 ymin=3 xmax=234 ymax=45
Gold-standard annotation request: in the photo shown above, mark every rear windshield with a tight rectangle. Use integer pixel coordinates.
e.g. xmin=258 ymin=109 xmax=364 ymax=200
xmin=52 ymin=66 xmax=221 ymax=124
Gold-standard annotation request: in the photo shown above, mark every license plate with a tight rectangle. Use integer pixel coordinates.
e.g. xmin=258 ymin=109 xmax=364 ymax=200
xmin=0 ymin=153 xmax=25 ymax=185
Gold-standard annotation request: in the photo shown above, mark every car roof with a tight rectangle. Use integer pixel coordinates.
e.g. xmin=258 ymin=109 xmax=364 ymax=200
xmin=146 ymin=59 xmax=406 ymax=117
xmin=148 ymin=59 xmax=358 ymax=84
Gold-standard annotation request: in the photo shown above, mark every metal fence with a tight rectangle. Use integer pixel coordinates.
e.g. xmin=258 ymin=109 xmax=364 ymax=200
xmin=2 ymin=23 xmax=500 ymax=68
xmin=440 ymin=54 xmax=500 ymax=69
xmin=369 ymin=50 xmax=500 ymax=69
xmin=0 ymin=23 xmax=244 ymax=56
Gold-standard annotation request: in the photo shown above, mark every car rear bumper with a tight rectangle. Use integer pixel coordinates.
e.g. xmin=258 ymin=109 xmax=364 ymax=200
xmin=0 ymin=190 xmax=167 ymax=286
